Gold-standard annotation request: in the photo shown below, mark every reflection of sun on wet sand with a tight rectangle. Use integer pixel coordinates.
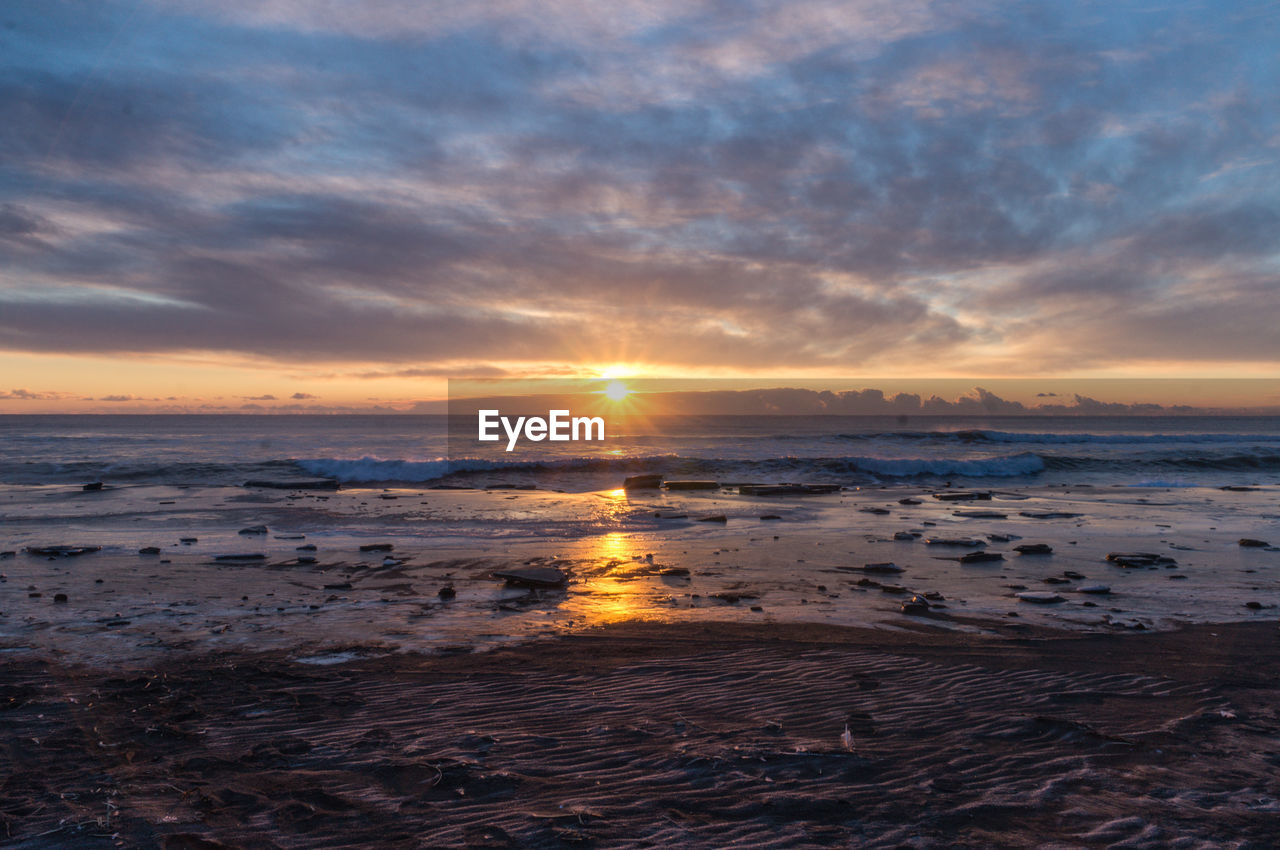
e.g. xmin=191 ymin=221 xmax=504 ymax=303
xmin=3 ymin=480 xmax=1280 ymax=845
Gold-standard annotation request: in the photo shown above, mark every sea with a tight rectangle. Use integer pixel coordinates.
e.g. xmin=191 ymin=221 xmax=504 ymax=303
xmin=2 ymin=413 xmax=1279 ymax=491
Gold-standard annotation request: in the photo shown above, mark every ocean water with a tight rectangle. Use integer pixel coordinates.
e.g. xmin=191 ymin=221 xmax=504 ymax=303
xmin=2 ymin=413 xmax=1279 ymax=490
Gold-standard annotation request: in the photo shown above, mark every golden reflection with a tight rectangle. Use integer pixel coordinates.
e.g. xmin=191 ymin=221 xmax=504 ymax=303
xmin=574 ymin=531 xmax=653 ymax=624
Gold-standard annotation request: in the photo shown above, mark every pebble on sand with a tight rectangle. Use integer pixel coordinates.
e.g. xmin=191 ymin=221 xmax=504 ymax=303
xmin=238 ymin=525 xmax=268 ymax=535
xmin=492 ymin=567 xmax=567 ymax=588
xmin=1239 ymin=538 xmax=1270 ymax=548
xmin=1016 ymin=591 xmax=1065 ymax=604
xmin=1014 ymin=543 xmax=1053 ymax=555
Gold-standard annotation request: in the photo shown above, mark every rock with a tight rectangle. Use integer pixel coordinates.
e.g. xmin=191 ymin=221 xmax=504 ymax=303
xmin=323 ymin=581 xmax=353 ymax=590
xmin=1014 ymin=543 xmax=1053 ymax=555
xmin=697 ymin=515 xmax=728 ymax=523
xmin=438 ymin=585 xmax=457 ymax=600
xmin=1106 ymin=552 xmax=1177 ymax=568
xmin=898 ymin=498 xmax=923 ymax=505
xmin=926 ymin=537 xmax=985 ymax=547
xmin=238 ymin=525 xmax=268 ymax=535
xmin=1239 ymin=538 xmax=1270 ymax=548
xmin=25 ymin=546 xmax=101 ymax=557
xmin=297 ymin=555 xmax=317 ymax=564
xmin=738 ymin=483 xmax=839 ymax=495
xmin=710 ymin=592 xmax=759 ymax=604
xmin=860 ymin=506 xmax=892 ymax=515
xmin=1019 ymin=511 xmax=1082 ymax=519
xmin=1063 ymin=570 xmax=1086 ymax=579
xmin=665 ymin=481 xmax=720 ymax=491
xmin=359 ymin=543 xmax=394 ymax=552
xmin=297 ymin=544 xmax=317 ymax=551
xmin=760 ymin=514 xmax=782 ymax=520
xmin=901 ymin=598 xmax=930 ymax=615
xmin=623 ymin=474 xmax=663 ymax=490
xmin=932 ymin=491 xmax=992 ymax=501
xmin=214 ymin=553 xmax=267 ymax=561
xmin=750 ymin=605 xmax=764 ymax=612
xmin=893 ymin=531 xmax=920 ymax=540
xmin=860 ymin=562 xmax=904 ymax=574
xmin=180 ymin=537 xmax=198 ymax=544
xmin=82 ymin=481 xmax=104 ymax=491
xmin=274 ymin=534 xmax=306 ymax=540
xmin=1078 ymin=583 xmax=1111 ymax=594
xmin=54 ymin=593 xmax=68 ymax=603
xmin=138 ymin=546 xmax=162 ymax=555
xmin=959 ymin=551 xmax=1004 ymax=563
xmin=954 ymin=510 xmax=1008 ymax=519
xmin=492 ymin=567 xmax=567 ymax=588
xmin=1043 ymin=576 xmax=1070 ymax=585
xmin=382 ymin=557 xmax=402 ymax=566
xmin=661 ymin=567 xmax=691 ymax=577
xmin=1016 ymin=591 xmax=1065 ymax=604
xmin=244 ymin=479 xmax=340 ymax=490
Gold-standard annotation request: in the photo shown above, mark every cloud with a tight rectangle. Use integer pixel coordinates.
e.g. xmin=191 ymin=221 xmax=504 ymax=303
xmin=290 ymin=391 xmax=316 ymax=399
xmin=0 ymin=387 xmax=62 ymax=399
xmin=0 ymin=0 xmax=1276 ymax=379
xmin=243 ymin=394 xmax=277 ymax=400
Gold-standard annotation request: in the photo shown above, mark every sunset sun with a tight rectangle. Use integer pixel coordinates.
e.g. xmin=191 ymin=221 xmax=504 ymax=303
xmin=603 ymin=380 xmax=631 ymax=401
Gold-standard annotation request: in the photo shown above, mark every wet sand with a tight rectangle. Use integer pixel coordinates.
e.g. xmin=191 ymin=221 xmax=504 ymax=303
xmin=3 ymin=620 xmax=1280 ymax=848
xmin=3 ymin=482 xmax=1280 ymax=846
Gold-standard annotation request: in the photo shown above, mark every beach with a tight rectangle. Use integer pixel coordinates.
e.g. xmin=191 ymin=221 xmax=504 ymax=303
xmin=3 ymin=415 xmax=1280 ymax=846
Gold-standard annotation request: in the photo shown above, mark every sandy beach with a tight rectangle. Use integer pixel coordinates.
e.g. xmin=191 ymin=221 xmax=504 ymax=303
xmin=3 ymin=479 xmax=1280 ymax=847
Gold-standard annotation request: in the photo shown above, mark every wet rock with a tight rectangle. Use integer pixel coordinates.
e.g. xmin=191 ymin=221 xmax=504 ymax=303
xmin=1239 ymin=538 xmax=1270 ymax=548
xmin=893 ymin=531 xmax=920 ymax=540
xmin=492 ymin=567 xmax=567 ymax=588
xmin=297 ymin=544 xmax=317 ymax=551
xmin=710 ymin=592 xmax=759 ymax=604
xmin=82 ymin=481 xmax=104 ymax=491
xmin=214 ymin=553 xmax=267 ymax=561
xmin=1043 ymin=576 xmax=1070 ymax=585
xmin=25 ymin=545 xmax=101 ymax=557
xmin=898 ymin=498 xmax=923 ymax=505
xmin=932 ymin=491 xmax=992 ymax=501
xmin=1244 ymin=600 xmax=1268 ymax=610
xmin=926 ymin=537 xmax=985 ymax=547
xmin=1078 ymin=583 xmax=1111 ymax=594
xmin=359 ymin=543 xmax=394 ymax=552
xmin=0 ymin=551 xmax=13 ymax=558
xmin=901 ymin=598 xmax=930 ymax=615
xmin=180 ymin=537 xmax=198 ymax=544
xmin=1063 ymin=570 xmax=1086 ymax=579
xmin=954 ymin=510 xmax=1008 ymax=519
xmin=438 ymin=585 xmax=457 ymax=600
xmin=238 ymin=525 xmax=268 ymax=535
xmin=54 ymin=592 xmax=68 ymax=603
xmin=665 ymin=481 xmax=720 ymax=491
xmin=959 ymin=551 xmax=1004 ymax=563
xmin=1014 ymin=543 xmax=1053 ymax=555
xmin=860 ymin=562 xmax=904 ymax=574
xmin=323 ymin=581 xmax=353 ymax=590
xmin=244 ymin=478 xmax=340 ymax=490
xmin=661 ymin=567 xmax=691 ymax=577
xmin=860 ymin=506 xmax=891 ymax=515
xmin=623 ymin=474 xmax=663 ymax=489
xmin=138 ymin=546 xmax=162 ymax=555
xmin=1019 ymin=511 xmax=1082 ymax=519
xmin=1107 ymin=552 xmax=1177 ymax=568
xmin=760 ymin=514 xmax=782 ymax=520
xmin=697 ymin=515 xmax=728 ymax=523
xmin=1016 ymin=591 xmax=1065 ymax=604
xmin=297 ymin=556 xmax=317 ymax=565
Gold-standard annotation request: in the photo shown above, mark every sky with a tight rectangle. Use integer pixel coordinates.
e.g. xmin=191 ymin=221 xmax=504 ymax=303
xmin=1 ymin=0 xmax=1278 ymax=412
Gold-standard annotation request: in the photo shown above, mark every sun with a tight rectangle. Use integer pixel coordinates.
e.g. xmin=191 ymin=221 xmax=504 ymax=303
xmin=603 ymin=380 xmax=631 ymax=401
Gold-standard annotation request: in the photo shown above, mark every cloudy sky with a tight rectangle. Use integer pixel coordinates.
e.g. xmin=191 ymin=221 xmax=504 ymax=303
xmin=1 ymin=0 xmax=1278 ymax=411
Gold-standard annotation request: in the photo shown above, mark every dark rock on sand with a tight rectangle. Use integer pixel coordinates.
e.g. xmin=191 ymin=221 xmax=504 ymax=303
xmin=665 ymin=481 xmax=720 ymax=491
xmin=894 ymin=531 xmax=921 ymax=540
xmin=661 ymin=567 xmax=691 ymax=577
xmin=926 ymin=537 xmax=985 ymax=547
xmin=932 ymin=491 xmax=992 ymax=501
xmin=1239 ymin=538 xmax=1270 ymax=548
xmin=297 ymin=544 xmax=317 ymax=551
xmin=297 ymin=556 xmax=317 ymax=564
xmin=82 ymin=481 xmax=104 ymax=491
xmin=1106 ymin=552 xmax=1177 ymax=568
xmin=860 ymin=506 xmax=892 ymax=515
xmin=324 ymin=581 xmax=353 ymax=590
xmin=492 ymin=567 xmax=567 ymax=588
xmin=180 ymin=537 xmax=198 ymax=544
xmin=1078 ymin=583 xmax=1111 ymax=594
xmin=1014 ymin=543 xmax=1053 ymax=555
xmin=760 ymin=514 xmax=782 ymax=520
xmin=139 ymin=546 xmax=162 ymax=555
xmin=1043 ymin=576 xmax=1070 ymax=585
xmin=244 ymin=479 xmax=340 ymax=490
xmin=53 ymin=593 xmax=68 ymax=603
xmin=954 ymin=510 xmax=1008 ymax=519
xmin=438 ymin=585 xmax=457 ymax=600
xmin=1016 ymin=591 xmax=1065 ymax=604
xmin=898 ymin=498 xmax=923 ymax=505
xmin=959 ymin=551 xmax=1004 ymax=564
xmin=214 ymin=553 xmax=267 ymax=562
xmin=697 ymin=515 xmax=728 ymax=523
xmin=861 ymin=562 xmax=904 ymax=574
xmin=25 ymin=545 xmax=101 ymax=557
xmin=739 ymin=483 xmax=839 ymax=496
xmin=238 ymin=525 xmax=268 ymax=535
xmin=623 ymin=474 xmax=663 ymax=489
xmin=901 ymin=597 xmax=930 ymax=615
xmin=359 ymin=543 xmax=394 ymax=552
xmin=1019 ymin=511 xmax=1082 ymax=519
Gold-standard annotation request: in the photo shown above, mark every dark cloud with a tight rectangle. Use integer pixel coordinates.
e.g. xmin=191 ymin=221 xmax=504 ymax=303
xmin=0 ymin=0 xmax=1276 ymax=375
